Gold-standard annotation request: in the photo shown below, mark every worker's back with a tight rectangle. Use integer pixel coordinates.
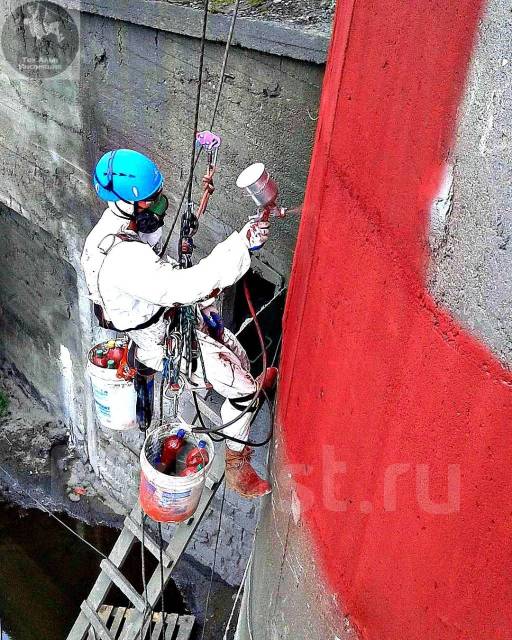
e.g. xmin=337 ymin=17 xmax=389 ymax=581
xmin=81 ymin=202 xmax=129 ymax=306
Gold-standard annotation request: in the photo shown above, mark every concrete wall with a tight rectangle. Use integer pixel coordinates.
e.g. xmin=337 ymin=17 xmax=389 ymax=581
xmin=0 ymin=2 xmax=325 ymax=584
xmin=429 ymin=0 xmax=512 ymax=364
xmin=241 ymin=0 xmax=512 ymax=637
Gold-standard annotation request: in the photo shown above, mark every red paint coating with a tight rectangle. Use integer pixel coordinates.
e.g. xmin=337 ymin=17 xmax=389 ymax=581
xmin=276 ymin=1 xmax=512 ymax=638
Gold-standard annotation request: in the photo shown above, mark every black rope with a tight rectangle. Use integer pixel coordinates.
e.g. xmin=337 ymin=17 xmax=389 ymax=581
xmin=192 ymin=387 xmax=274 ymax=447
xmin=158 ymin=524 xmax=166 ymax=627
xmin=209 ymin=0 xmax=241 ymax=129
xmin=160 ymin=150 xmax=202 ymax=258
xmin=187 ymin=0 xmax=210 ymax=207
xmin=160 ymin=0 xmax=241 ymax=259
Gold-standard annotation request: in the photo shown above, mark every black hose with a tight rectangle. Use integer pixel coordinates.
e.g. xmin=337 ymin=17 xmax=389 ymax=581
xmin=191 ymin=276 xmax=276 ymax=446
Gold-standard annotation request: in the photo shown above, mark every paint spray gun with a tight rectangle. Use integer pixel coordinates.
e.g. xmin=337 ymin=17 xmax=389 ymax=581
xmin=236 ymin=163 xmax=296 ymax=223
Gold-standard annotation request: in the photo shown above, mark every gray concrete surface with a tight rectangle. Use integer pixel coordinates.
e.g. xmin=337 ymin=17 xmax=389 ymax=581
xmin=429 ymin=0 xmax=512 ymax=365
xmin=59 ymin=0 xmax=331 ymax=63
xmin=159 ymin=0 xmax=334 ymax=33
xmin=236 ymin=430 xmax=358 ymax=640
xmin=0 ymin=0 xmax=323 ymax=584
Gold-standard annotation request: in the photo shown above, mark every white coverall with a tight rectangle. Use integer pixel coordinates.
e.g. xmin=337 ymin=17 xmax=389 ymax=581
xmin=81 ymin=202 xmax=257 ymax=450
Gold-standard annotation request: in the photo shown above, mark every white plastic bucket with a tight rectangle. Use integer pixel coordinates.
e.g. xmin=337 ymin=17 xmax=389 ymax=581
xmin=87 ymin=345 xmax=137 ymax=431
xmin=139 ymin=423 xmax=215 ymax=523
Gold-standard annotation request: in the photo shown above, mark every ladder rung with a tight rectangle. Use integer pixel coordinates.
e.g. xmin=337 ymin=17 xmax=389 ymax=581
xmin=99 ymin=560 xmax=146 ymax=613
xmin=109 ymin=606 xmax=127 ymax=638
xmin=150 ymin=619 xmax=163 ymax=640
xmin=124 ymin=515 xmax=173 ymax=567
xmin=99 ymin=605 xmax=113 ymax=625
xmin=174 ymin=615 xmax=195 ymax=640
xmin=81 ymin=601 xmax=116 ymax=640
xmin=163 ymin=614 xmax=178 ymax=639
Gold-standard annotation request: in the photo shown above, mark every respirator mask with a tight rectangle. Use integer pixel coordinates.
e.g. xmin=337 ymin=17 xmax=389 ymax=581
xmin=135 ymin=192 xmax=169 ymax=246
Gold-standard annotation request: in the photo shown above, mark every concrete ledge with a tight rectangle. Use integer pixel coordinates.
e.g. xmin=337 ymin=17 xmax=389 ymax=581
xmin=60 ymin=0 xmax=329 ymax=63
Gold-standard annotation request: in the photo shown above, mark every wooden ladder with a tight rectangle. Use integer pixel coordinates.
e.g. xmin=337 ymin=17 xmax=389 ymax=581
xmin=66 ymin=442 xmax=224 ymax=640
xmin=93 ymin=607 xmax=195 ymax=640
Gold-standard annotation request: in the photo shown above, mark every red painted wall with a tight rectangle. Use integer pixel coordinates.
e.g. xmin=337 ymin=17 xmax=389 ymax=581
xmin=277 ymin=1 xmax=512 ymax=638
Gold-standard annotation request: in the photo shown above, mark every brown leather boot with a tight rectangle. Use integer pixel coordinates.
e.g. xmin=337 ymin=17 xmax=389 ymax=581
xmin=225 ymin=447 xmax=272 ymax=498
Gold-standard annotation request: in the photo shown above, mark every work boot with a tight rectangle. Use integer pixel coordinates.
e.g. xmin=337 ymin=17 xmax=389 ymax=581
xmin=225 ymin=447 xmax=272 ymax=498
xmin=256 ymin=366 xmax=279 ymax=391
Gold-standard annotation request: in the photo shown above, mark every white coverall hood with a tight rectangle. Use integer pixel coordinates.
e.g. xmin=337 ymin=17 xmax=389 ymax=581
xmin=107 ymin=200 xmax=135 ymax=217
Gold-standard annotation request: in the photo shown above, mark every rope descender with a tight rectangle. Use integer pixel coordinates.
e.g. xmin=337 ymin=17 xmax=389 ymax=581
xmin=179 ymin=131 xmax=221 ymax=268
xmin=195 ymin=131 xmax=221 ymax=219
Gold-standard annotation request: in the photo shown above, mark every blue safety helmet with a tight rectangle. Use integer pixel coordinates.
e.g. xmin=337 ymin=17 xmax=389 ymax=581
xmin=93 ymin=149 xmax=164 ymax=202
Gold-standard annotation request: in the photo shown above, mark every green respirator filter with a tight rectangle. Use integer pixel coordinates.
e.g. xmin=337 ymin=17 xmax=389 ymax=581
xmin=148 ymin=193 xmax=169 ymax=217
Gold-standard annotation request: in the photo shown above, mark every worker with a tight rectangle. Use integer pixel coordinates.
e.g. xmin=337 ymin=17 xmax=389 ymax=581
xmin=81 ymin=149 xmax=276 ymax=498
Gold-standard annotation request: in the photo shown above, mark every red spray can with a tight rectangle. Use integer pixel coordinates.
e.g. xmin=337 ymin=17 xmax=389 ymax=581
xmin=185 ymin=441 xmax=209 ymax=468
xmin=178 ymin=463 xmax=204 ymax=477
xmin=92 ymin=349 xmax=108 ymax=368
xmin=157 ymin=429 xmax=186 ymax=473
xmin=107 ymin=340 xmax=125 ymax=365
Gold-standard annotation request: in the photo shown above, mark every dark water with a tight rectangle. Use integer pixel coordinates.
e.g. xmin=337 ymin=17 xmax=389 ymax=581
xmin=0 ymin=501 xmax=184 ymax=640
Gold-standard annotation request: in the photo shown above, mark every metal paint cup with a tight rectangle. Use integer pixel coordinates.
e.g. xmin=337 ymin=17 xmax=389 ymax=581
xmin=236 ymin=163 xmax=279 ymax=212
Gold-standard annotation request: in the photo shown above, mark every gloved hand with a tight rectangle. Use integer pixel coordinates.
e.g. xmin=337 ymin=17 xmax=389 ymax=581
xmin=239 ymin=218 xmax=270 ymax=252
xmin=201 ymin=305 xmax=225 ymax=341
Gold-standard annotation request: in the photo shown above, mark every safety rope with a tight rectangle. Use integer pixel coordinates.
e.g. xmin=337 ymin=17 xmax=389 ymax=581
xmin=140 ymin=512 xmax=151 ymax=640
xmin=160 ymin=0 xmax=241 ymax=258
xmin=159 ymin=151 xmax=201 ymax=258
xmin=187 ymin=0 xmax=210 ymax=208
xmin=209 ymin=0 xmax=241 ymax=130
xmin=158 ymin=524 xmax=167 ymax=629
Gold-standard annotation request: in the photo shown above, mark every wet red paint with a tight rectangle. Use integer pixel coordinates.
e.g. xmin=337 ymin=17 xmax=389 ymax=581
xmin=276 ymin=1 xmax=512 ymax=638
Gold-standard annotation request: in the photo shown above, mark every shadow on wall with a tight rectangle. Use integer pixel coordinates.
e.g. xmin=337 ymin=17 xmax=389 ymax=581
xmin=0 ymin=204 xmax=83 ymax=425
